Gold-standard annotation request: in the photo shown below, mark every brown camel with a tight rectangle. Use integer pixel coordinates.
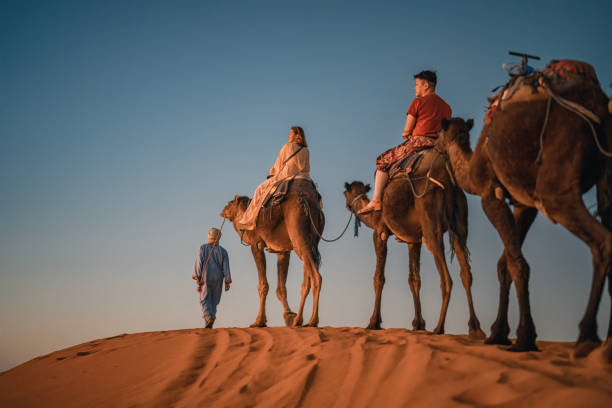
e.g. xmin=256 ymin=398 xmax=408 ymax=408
xmin=220 ymin=178 xmax=325 ymax=328
xmin=343 ymin=150 xmax=486 ymax=339
xmin=438 ymin=77 xmax=612 ymax=353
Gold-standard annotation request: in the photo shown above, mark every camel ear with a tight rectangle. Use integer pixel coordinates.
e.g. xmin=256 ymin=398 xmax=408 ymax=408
xmin=441 ymin=118 xmax=450 ymax=131
xmin=344 ymin=182 xmax=351 ymax=192
xmin=365 ymin=184 xmax=371 ymax=193
xmin=466 ymin=119 xmax=474 ymax=131
xmin=233 ymin=194 xmax=240 ymax=202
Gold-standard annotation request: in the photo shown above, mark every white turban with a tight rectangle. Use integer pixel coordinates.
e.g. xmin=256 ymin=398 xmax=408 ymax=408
xmin=208 ymin=228 xmax=221 ymax=242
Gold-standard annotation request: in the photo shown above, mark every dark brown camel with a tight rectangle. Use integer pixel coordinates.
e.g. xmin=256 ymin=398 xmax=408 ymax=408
xmin=220 ymin=179 xmax=325 ymax=328
xmin=343 ymin=151 xmax=485 ymax=339
xmin=438 ymin=80 xmax=612 ymax=354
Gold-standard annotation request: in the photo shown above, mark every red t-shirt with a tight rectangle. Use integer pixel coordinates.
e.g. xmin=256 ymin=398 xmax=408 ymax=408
xmin=407 ymin=94 xmax=452 ymax=137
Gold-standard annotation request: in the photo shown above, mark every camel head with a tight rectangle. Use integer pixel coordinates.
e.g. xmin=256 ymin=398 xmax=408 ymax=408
xmin=440 ymin=117 xmax=474 ymax=152
xmin=220 ymin=195 xmax=250 ymax=221
xmin=343 ymin=181 xmax=370 ymax=211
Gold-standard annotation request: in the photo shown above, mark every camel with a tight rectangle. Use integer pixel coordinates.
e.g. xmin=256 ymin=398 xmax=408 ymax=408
xmin=438 ymin=75 xmax=612 ymax=353
xmin=220 ymin=178 xmax=325 ymax=328
xmin=343 ymin=150 xmax=486 ymax=339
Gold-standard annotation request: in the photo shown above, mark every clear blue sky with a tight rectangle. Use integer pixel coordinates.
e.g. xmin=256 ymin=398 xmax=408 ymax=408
xmin=1 ymin=0 xmax=611 ymax=371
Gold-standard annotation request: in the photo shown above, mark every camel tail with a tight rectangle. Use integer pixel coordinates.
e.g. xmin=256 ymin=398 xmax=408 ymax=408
xmin=312 ymin=244 xmax=322 ymax=269
xmin=447 ymin=185 xmax=470 ymax=263
xmin=312 ymin=210 xmax=324 ymax=269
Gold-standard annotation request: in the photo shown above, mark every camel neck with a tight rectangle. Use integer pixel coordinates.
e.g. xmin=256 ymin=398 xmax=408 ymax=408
xmin=351 ymin=196 xmax=379 ymax=229
xmin=447 ymin=142 xmax=476 ymax=195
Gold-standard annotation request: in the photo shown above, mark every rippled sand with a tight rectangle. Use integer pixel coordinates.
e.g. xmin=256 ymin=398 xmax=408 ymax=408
xmin=1 ymin=327 xmax=611 ymax=407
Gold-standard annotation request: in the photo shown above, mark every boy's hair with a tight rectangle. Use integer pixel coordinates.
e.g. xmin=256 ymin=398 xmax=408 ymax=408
xmin=414 ymin=70 xmax=437 ymax=89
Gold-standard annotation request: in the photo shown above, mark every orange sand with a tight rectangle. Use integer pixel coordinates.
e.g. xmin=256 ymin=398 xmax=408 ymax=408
xmin=1 ymin=327 xmax=611 ymax=407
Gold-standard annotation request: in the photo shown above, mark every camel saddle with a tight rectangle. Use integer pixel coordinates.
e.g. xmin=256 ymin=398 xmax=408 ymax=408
xmin=485 ymin=59 xmax=600 ymax=124
xmin=263 ymin=175 xmax=322 ymax=208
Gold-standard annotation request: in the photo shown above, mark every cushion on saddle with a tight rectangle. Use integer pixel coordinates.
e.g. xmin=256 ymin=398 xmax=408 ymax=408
xmin=262 ymin=176 xmax=321 ymax=208
xmin=543 ymin=60 xmax=598 ymax=86
xmin=388 ymin=148 xmax=431 ymax=180
xmin=485 ymin=59 xmax=600 ymax=124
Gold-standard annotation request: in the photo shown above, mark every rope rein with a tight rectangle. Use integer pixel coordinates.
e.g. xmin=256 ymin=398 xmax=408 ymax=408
xmin=302 ymin=193 xmax=365 ymax=243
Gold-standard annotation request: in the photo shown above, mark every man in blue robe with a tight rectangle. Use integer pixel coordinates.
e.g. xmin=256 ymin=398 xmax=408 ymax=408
xmin=193 ymin=228 xmax=232 ymax=328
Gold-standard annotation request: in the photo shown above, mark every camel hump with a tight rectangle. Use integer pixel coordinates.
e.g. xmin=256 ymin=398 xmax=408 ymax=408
xmin=485 ymin=59 xmax=602 ymax=125
xmin=543 ymin=60 xmax=599 ymax=87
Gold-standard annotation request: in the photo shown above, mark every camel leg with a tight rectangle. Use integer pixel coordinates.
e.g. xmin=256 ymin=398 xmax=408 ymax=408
xmin=451 ymin=236 xmax=485 ymax=340
xmin=367 ymin=230 xmax=387 ymax=330
xmin=250 ymin=245 xmax=269 ymax=328
xmin=283 ymin=198 xmax=323 ymax=328
xmin=420 ymin=207 xmax=452 ymax=335
xmin=304 ymin=251 xmax=322 ymax=327
xmin=481 ymin=195 xmax=537 ymax=351
xmin=276 ymin=252 xmax=296 ymax=327
xmin=486 ymin=206 xmax=538 ymax=345
xmin=604 ymin=274 xmax=612 ymax=363
xmin=292 ymin=266 xmax=310 ymax=328
xmin=543 ymin=198 xmax=612 ymax=353
xmin=408 ymin=242 xmax=426 ymax=330
xmin=596 ymin=163 xmax=612 ymax=360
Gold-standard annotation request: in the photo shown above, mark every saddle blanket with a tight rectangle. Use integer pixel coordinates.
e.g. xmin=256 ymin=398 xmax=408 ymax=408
xmin=485 ymin=59 xmax=600 ymax=124
xmin=263 ymin=175 xmax=321 ymax=208
xmin=388 ymin=148 xmax=431 ymax=180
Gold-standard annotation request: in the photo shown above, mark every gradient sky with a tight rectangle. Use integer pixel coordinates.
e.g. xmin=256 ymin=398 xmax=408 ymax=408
xmin=1 ymin=0 xmax=611 ymax=372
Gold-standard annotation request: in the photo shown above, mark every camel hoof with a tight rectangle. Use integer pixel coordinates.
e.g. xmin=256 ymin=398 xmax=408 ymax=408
xmin=292 ymin=318 xmax=304 ymax=328
xmin=283 ymin=312 xmax=297 ymax=327
xmin=412 ymin=319 xmax=426 ymax=331
xmin=366 ymin=323 xmax=382 ymax=330
xmin=573 ymin=340 xmax=601 ymax=359
xmin=508 ymin=341 xmax=539 ymax=352
xmin=602 ymin=339 xmax=612 ymax=364
xmin=485 ymin=335 xmax=512 ymax=346
xmin=432 ymin=327 xmax=444 ymax=335
xmin=306 ymin=322 xmax=319 ymax=328
xmin=249 ymin=322 xmax=267 ymax=328
xmin=412 ymin=317 xmax=425 ymax=330
xmin=469 ymin=329 xmax=487 ymax=341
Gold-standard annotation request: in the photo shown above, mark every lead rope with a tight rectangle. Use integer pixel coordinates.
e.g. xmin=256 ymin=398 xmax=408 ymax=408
xmin=301 ymin=193 xmax=364 ymax=243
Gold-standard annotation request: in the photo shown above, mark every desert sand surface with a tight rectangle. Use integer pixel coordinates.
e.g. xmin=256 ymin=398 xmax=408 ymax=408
xmin=1 ymin=327 xmax=611 ymax=407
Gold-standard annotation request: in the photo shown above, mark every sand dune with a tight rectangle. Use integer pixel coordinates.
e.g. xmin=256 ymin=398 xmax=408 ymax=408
xmin=1 ymin=327 xmax=611 ymax=407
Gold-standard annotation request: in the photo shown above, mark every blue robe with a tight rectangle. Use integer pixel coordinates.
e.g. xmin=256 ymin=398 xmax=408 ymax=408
xmin=194 ymin=243 xmax=231 ymax=321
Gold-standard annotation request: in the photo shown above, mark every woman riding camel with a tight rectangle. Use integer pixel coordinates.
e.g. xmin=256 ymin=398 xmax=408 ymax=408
xmin=238 ymin=126 xmax=310 ymax=230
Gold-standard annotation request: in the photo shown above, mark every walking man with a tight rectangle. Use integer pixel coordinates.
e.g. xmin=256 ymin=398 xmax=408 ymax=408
xmin=192 ymin=227 xmax=232 ymax=328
